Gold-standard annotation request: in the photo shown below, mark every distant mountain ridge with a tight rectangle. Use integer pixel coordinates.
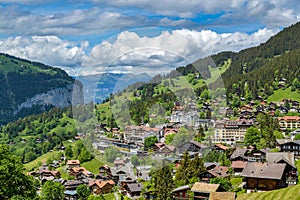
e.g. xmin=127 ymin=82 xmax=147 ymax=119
xmin=76 ymin=73 xmax=152 ymax=103
xmin=0 ymin=53 xmax=83 ymax=125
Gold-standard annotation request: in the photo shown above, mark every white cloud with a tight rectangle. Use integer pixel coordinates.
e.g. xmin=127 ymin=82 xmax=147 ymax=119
xmin=0 ymin=7 xmax=148 ymax=36
xmin=0 ymin=36 xmax=88 ymax=69
xmin=220 ymin=0 xmax=300 ymax=28
xmin=91 ymin=0 xmax=239 ymax=17
xmin=81 ymin=28 xmax=278 ymax=76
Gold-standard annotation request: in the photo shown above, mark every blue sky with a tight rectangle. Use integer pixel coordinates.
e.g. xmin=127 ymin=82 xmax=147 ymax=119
xmin=0 ymin=0 xmax=299 ymax=75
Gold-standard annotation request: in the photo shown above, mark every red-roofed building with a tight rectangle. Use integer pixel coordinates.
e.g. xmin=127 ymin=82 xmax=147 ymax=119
xmin=69 ymin=167 xmax=93 ymax=180
xmin=90 ymin=180 xmax=115 ymax=195
xmin=66 ymin=160 xmax=80 ymax=169
xmin=277 ymin=116 xmax=300 ymax=130
xmin=231 ymin=161 xmax=248 ymax=175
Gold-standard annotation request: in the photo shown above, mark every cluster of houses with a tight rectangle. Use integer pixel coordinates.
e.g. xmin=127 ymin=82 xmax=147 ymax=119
xmin=28 ymin=158 xmax=152 ymax=200
xmin=168 ymin=142 xmax=300 ymax=200
xmin=35 ymin=97 xmax=299 ymax=199
xmin=27 ymin=134 xmax=300 ymax=200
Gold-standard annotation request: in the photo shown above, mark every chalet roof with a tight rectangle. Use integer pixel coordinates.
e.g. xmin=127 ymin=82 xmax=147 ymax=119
xmin=171 ymin=185 xmax=190 ymax=193
xmin=241 ymin=162 xmax=286 ymax=180
xmin=66 ymin=160 xmax=80 ymax=165
xmin=64 ymin=180 xmax=83 ymax=186
xmin=206 ymin=166 xmax=229 ymax=178
xmin=266 ymin=152 xmax=295 ymax=168
xmin=190 ymin=140 xmax=208 ymax=149
xmin=230 ymin=148 xmax=248 ymax=160
xmin=231 ymin=161 xmax=248 ymax=169
xmin=40 ymin=170 xmax=60 ymax=177
xmin=191 ymin=182 xmax=220 ymax=193
xmin=278 ymin=116 xmax=300 ymax=121
xmin=159 ymin=145 xmax=176 ymax=152
xmin=127 ymin=183 xmax=144 ymax=192
xmin=91 ymin=180 xmax=115 ymax=189
xmin=276 ymin=139 xmax=292 ymax=145
xmin=214 ymin=144 xmax=228 ymax=151
xmin=99 ymin=165 xmax=110 ymax=170
xmin=70 ymin=167 xmax=93 ymax=177
xmin=209 ymin=192 xmax=235 ymax=200
xmin=276 ymin=139 xmax=300 ymax=145
xmin=110 ymin=167 xmax=129 ymax=176
xmin=204 ymin=162 xmax=219 ymax=168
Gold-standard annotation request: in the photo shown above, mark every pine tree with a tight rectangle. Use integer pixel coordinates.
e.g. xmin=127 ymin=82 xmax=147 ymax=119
xmin=154 ymin=166 xmax=174 ymax=200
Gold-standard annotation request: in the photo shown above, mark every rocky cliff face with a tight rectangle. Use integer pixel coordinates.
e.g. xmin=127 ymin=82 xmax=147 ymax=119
xmin=13 ymin=81 xmax=83 ymax=116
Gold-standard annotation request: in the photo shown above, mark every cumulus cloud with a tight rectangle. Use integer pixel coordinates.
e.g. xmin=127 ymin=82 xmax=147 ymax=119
xmin=81 ymin=28 xmax=278 ymax=76
xmin=0 ymin=36 xmax=88 ymax=70
xmin=90 ymin=0 xmax=239 ymax=17
xmin=0 ymin=6 xmax=149 ymax=36
xmin=90 ymin=0 xmax=300 ymax=28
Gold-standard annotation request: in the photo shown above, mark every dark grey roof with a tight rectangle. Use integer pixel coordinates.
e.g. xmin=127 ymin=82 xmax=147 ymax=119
xmin=204 ymin=162 xmax=219 ymax=168
xmin=190 ymin=140 xmax=208 ymax=149
xmin=241 ymin=162 xmax=286 ymax=180
xmin=127 ymin=183 xmax=144 ymax=192
xmin=266 ymin=152 xmax=295 ymax=168
xmin=230 ymin=148 xmax=248 ymax=160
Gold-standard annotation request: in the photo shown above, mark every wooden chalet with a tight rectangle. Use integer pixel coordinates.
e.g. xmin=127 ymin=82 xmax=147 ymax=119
xmin=199 ymin=166 xmax=229 ymax=183
xmin=66 ymin=160 xmax=80 ymax=170
xmin=191 ymin=182 xmax=224 ymax=200
xmin=171 ymin=185 xmax=190 ymax=200
xmin=89 ymin=180 xmax=115 ymax=195
xmin=241 ymin=162 xmax=287 ymax=192
xmin=276 ymin=139 xmax=300 ymax=157
xmin=124 ymin=183 xmax=144 ymax=199
xmin=266 ymin=152 xmax=298 ymax=185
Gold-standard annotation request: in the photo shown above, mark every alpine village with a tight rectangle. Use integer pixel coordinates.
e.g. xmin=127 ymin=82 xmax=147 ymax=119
xmin=3 ymin=20 xmax=300 ymax=200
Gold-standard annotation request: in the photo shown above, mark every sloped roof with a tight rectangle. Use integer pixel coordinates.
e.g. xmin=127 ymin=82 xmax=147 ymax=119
xmin=209 ymin=192 xmax=235 ymax=200
xmin=204 ymin=162 xmax=219 ymax=168
xmin=231 ymin=161 xmax=248 ymax=169
xmin=241 ymin=162 xmax=286 ymax=180
xmin=266 ymin=152 xmax=295 ymax=168
xmin=230 ymin=148 xmax=248 ymax=160
xmin=171 ymin=185 xmax=190 ymax=193
xmin=214 ymin=144 xmax=228 ymax=150
xmin=276 ymin=139 xmax=300 ymax=146
xmin=92 ymin=180 xmax=115 ymax=189
xmin=278 ymin=116 xmax=300 ymax=121
xmin=66 ymin=160 xmax=80 ymax=165
xmin=206 ymin=166 xmax=229 ymax=178
xmin=191 ymin=182 xmax=220 ymax=193
xmin=190 ymin=140 xmax=208 ymax=149
xmin=127 ymin=183 xmax=144 ymax=192
xmin=276 ymin=139 xmax=292 ymax=145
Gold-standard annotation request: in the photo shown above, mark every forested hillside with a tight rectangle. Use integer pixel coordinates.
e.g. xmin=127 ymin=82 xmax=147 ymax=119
xmin=0 ymin=53 xmax=82 ymax=125
xmin=219 ymin=21 xmax=300 ymax=98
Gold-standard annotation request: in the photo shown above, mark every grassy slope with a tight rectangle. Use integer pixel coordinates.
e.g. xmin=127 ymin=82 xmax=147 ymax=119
xmin=24 ymin=150 xmax=61 ymax=171
xmin=237 ymin=185 xmax=300 ymax=200
xmin=267 ymin=87 xmax=300 ymax=102
xmin=81 ymin=158 xmax=104 ymax=174
xmin=0 ymin=54 xmax=56 ymax=75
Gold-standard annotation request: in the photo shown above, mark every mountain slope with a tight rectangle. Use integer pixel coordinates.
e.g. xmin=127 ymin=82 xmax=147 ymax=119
xmin=0 ymin=53 xmax=83 ymax=125
xmin=207 ymin=21 xmax=300 ymax=99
